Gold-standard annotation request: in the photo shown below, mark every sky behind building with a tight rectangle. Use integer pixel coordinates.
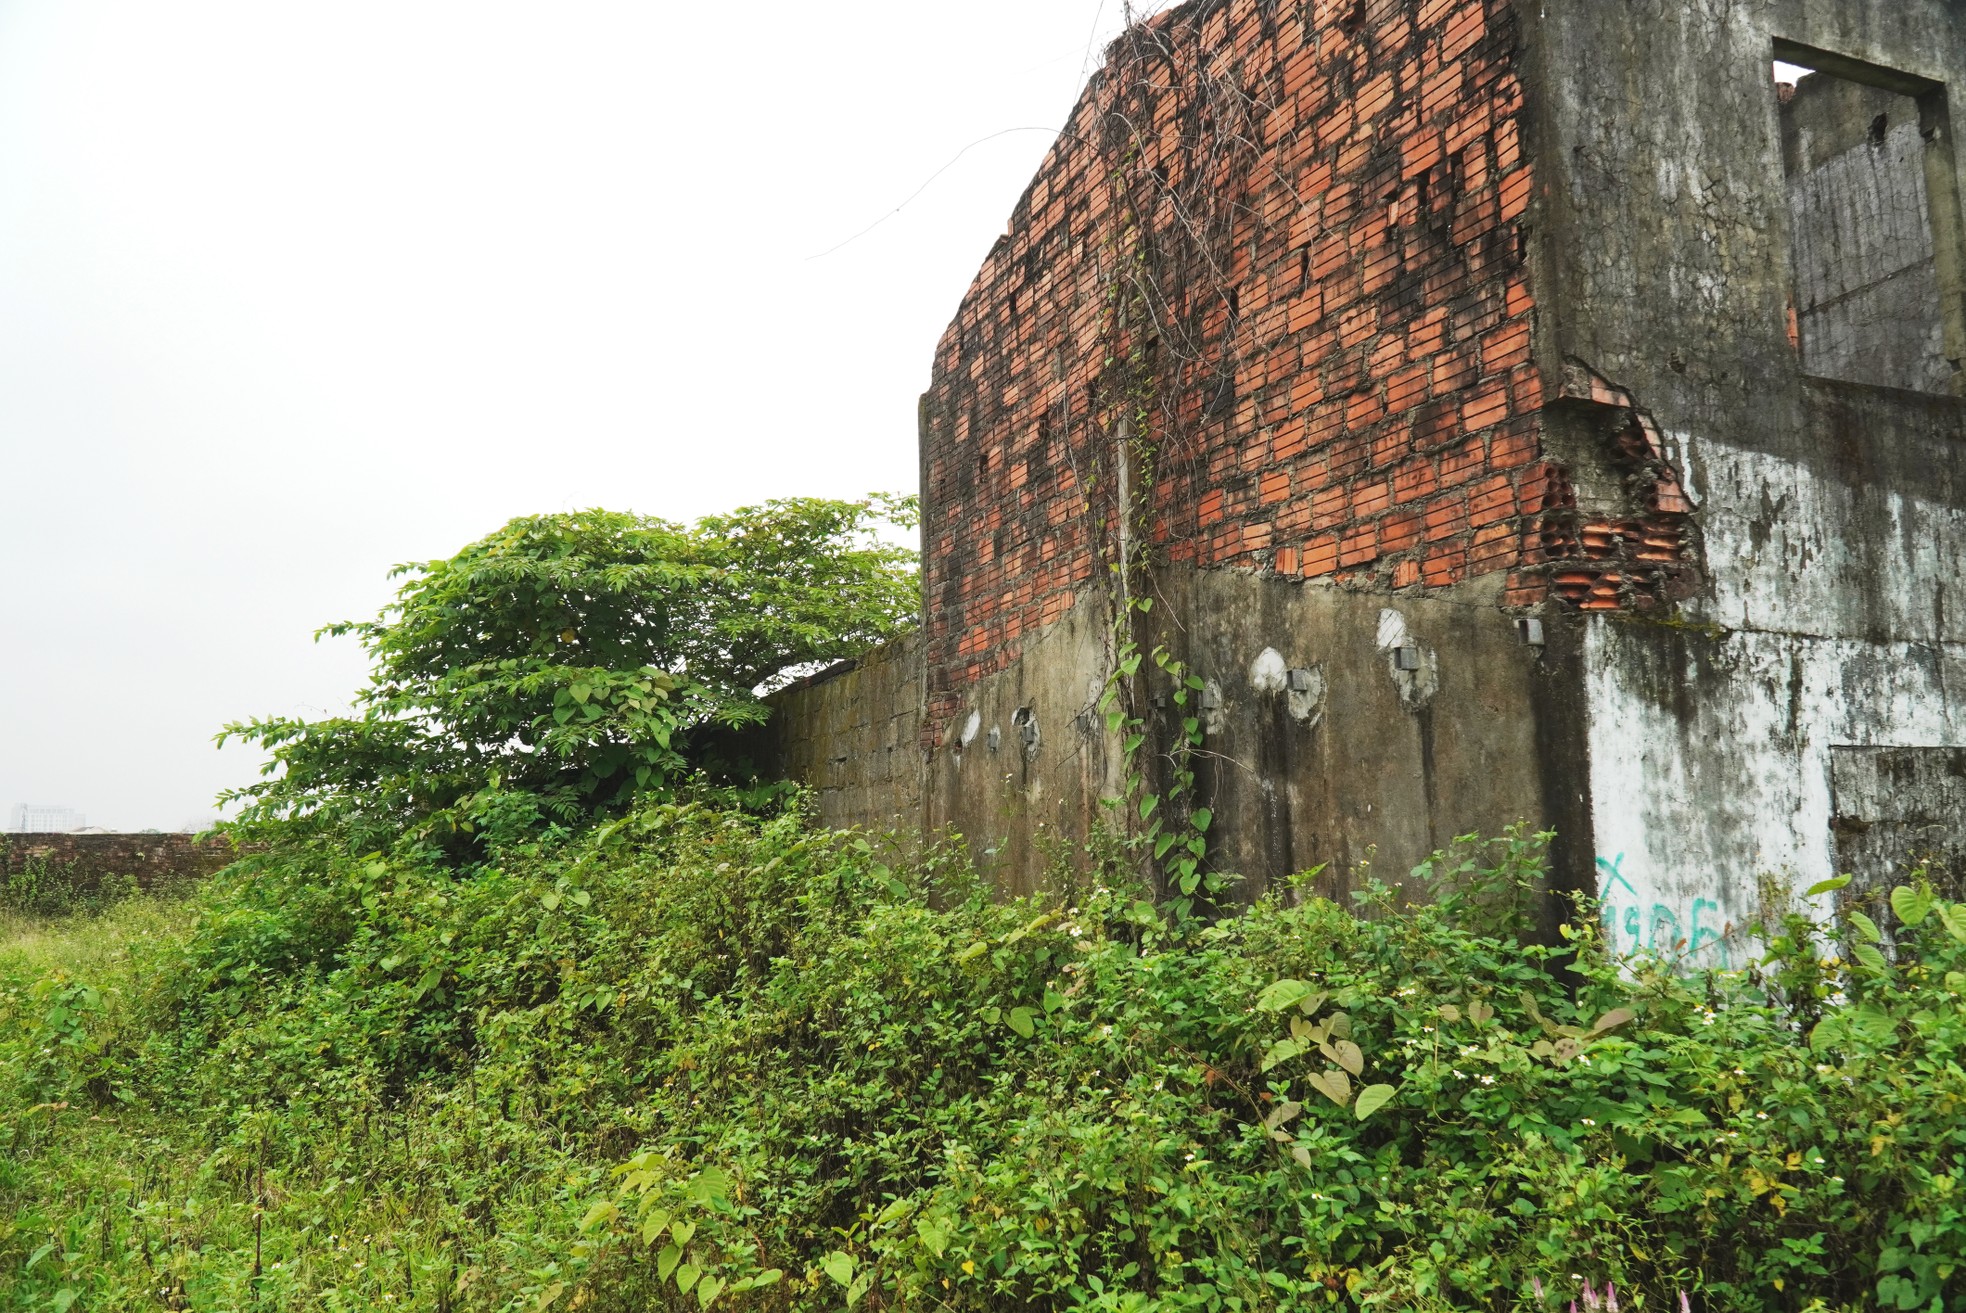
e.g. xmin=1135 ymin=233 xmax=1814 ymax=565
xmin=0 ymin=0 xmax=1167 ymax=829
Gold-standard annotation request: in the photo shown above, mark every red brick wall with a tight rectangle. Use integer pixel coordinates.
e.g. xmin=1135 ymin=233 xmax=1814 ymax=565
xmin=920 ymin=0 xmax=1543 ymax=744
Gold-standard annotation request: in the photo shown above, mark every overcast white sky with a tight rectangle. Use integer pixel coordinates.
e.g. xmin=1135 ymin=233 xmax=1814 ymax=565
xmin=0 ymin=1 xmax=1167 ymax=831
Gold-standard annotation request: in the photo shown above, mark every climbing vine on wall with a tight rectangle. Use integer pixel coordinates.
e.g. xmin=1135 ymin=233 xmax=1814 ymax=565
xmin=1084 ymin=2 xmax=1281 ymax=896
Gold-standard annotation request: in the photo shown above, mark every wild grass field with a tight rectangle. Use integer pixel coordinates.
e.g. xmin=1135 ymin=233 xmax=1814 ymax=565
xmin=3 ymin=804 xmax=1963 ymax=1313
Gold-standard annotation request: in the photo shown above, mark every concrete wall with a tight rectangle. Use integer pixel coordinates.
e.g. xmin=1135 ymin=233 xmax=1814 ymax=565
xmin=756 ymin=634 xmax=924 ymax=837
xmin=911 ymin=563 xmax=1577 ymax=909
xmin=1531 ymin=0 xmax=1966 ymax=961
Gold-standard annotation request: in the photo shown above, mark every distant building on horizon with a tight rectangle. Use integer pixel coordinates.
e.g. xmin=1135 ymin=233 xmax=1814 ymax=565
xmin=8 ymin=803 xmax=88 ymax=834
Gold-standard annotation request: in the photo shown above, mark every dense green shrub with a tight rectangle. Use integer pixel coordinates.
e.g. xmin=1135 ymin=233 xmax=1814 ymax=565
xmin=3 ymin=805 xmax=1965 ymax=1311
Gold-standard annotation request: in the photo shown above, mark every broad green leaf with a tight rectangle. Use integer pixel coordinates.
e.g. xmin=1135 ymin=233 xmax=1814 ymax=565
xmin=540 ymin=891 xmax=561 ymax=912
xmin=657 ymin=1244 xmax=682 ymax=1281
xmin=1306 ymin=1069 xmax=1351 ymax=1107
xmin=847 ymin=1271 xmax=874 ymax=1308
xmin=1590 ymin=1007 xmax=1636 ymax=1035
xmin=1848 ymin=910 xmax=1882 ymax=944
xmin=1853 ymin=943 xmax=1890 ymax=973
xmin=537 ymin=1282 xmax=566 ymax=1310
xmin=1354 ymin=1083 xmax=1397 ymax=1121
xmin=917 ymin=1217 xmax=953 ymax=1258
xmin=1891 ymin=885 xmax=1935 ymax=927
xmin=822 ymin=1252 xmax=855 ymax=1288
xmin=691 ymin=1167 xmax=731 ymax=1205
xmin=1805 ymin=875 xmax=1852 ymax=897
xmin=1042 ymin=989 xmax=1067 ymax=1014
xmin=1008 ymin=1006 xmax=1037 ymax=1038
xmin=675 ymin=1263 xmax=701 ymax=1294
xmin=578 ymin=1200 xmax=617 ymax=1233
xmin=1260 ymin=1038 xmax=1305 ymax=1073
xmin=640 ymin=1210 xmax=672 ymax=1246
xmin=696 ymin=1276 xmax=725 ymax=1308
xmin=1190 ymin=807 xmax=1213 ymax=833
xmin=670 ymin=1221 xmax=697 ymax=1247
xmin=1257 ymin=979 xmax=1315 ymax=1013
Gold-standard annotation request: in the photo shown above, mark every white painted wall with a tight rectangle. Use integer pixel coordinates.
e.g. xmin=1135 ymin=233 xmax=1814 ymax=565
xmin=1585 ymin=434 xmax=1966 ymax=967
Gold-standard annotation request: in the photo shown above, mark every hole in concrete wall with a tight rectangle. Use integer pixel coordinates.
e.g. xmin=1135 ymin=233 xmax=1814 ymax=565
xmin=1774 ymin=48 xmax=1963 ymax=395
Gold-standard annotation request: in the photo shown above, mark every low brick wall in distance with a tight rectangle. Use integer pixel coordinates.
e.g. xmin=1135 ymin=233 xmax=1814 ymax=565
xmin=1 ymin=832 xmax=242 ymax=898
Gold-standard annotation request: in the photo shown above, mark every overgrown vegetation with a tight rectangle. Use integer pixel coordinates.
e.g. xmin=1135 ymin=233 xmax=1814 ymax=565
xmin=8 ymin=499 xmax=1965 ymax=1311
xmin=4 ymin=808 xmax=1965 ymax=1312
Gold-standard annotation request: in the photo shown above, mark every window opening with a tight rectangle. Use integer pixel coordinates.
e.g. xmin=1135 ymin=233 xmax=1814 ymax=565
xmin=1773 ymin=44 xmax=1964 ymax=395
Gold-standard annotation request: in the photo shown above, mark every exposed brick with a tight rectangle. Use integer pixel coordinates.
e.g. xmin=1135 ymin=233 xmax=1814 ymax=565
xmin=1381 ymin=510 xmax=1424 ymax=554
xmin=1461 ymin=385 xmax=1510 ymax=431
xmin=1468 ymin=473 xmax=1517 ymax=526
xmin=918 ymin=0 xmax=1545 ymax=743
xmin=1302 ymin=534 xmax=1340 ymax=577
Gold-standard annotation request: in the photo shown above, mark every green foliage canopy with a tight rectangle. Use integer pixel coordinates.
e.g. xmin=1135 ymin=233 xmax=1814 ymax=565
xmin=216 ymin=496 xmax=917 ymax=855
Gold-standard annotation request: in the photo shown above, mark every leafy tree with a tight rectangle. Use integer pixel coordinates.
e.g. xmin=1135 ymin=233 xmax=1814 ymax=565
xmin=217 ymin=496 xmax=916 ymax=857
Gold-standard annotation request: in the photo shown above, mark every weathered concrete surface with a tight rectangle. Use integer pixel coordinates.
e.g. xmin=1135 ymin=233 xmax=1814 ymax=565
xmin=913 ymin=566 xmax=1582 ymax=910
xmin=1532 ymin=0 xmax=1966 ymax=960
xmin=1138 ymin=568 xmax=1558 ymax=906
xmin=923 ymin=590 xmax=1120 ymax=896
xmin=1782 ymin=74 xmax=1952 ymax=393
xmin=755 ymin=633 xmax=924 ymax=838
xmin=1831 ymin=745 xmax=1966 ymax=901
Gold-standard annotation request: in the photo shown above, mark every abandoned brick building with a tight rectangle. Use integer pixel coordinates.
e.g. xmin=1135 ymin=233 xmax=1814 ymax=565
xmin=763 ymin=0 xmax=1966 ymax=964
